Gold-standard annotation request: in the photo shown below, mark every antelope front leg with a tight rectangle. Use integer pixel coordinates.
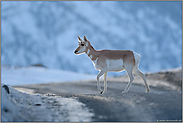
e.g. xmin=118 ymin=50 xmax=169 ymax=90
xmin=103 ymin=72 xmax=108 ymax=94
xmin=97 ymin=69 xmax=107 ymax=94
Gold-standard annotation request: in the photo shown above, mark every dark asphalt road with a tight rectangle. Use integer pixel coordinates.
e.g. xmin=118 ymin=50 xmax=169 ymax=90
xmin=14 ymin=81 xmax=182 ymax=122
xmin=73 ymin=92 xmax=182 ymax=122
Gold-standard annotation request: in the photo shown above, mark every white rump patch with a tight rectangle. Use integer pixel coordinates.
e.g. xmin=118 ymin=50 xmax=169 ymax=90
xmin=133 ymin=51 xmax=141 ymax=66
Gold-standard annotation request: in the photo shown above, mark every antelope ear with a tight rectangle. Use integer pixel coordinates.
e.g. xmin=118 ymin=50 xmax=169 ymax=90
xmin=77 ymin=36 xmax=82 ymax=42
xmin=84 ymin=36 xmax=88 ymax=42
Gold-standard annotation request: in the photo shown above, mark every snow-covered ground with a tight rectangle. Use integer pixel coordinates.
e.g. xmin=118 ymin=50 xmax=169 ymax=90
xmin=1 ymin=66 xmax=96 ymax=86
xmin=2 ymin=65 xmax=181 ymax=86
xmin=1 ymin=66 xmax=96 ymax=121
xmin=1 ymin=84 xmax=94 ymax=122
xmin=145 ymin=67 xmax=182 ymax=74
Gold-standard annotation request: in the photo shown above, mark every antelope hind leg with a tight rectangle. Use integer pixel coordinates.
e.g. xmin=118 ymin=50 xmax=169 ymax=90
xmin=133 ymin=67 xmax=150 ymax=92
xmin=122 ymin=65 xmax=134 ymax=93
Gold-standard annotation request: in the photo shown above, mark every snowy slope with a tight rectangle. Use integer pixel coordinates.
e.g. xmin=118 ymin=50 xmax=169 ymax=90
xmin=1 ymin=1 xmax=182 ymax=76
xmin=1 ymin=66 xmax=96 ymax=86
xmin=1 ymin=84 xmax=94 ymax=122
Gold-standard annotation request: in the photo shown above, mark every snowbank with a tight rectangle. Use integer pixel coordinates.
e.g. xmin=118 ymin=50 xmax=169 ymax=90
xmin=1 ymin=84 xmax=94 ymax=122
xmin=1 ymin=66 xmax=96 ymax=86
xmin=145 ymin=67 xmax=182 ymax=75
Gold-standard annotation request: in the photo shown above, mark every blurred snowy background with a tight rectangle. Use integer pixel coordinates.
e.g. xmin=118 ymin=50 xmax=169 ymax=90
xmin=1 ymin=1 xmax=182 ymax=76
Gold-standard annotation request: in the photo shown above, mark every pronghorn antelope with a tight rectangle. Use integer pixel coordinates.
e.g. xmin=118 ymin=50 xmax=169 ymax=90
xmin=74 ymin=36 xmax=150 ymax=94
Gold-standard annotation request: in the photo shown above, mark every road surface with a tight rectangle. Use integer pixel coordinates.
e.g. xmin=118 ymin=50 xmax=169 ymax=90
xmin=14 ymin=80 xmax=182 ymax=122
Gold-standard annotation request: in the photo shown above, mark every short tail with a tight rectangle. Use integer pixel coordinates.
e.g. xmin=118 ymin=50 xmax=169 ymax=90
xmin=133 ymin=52 xmax=141 ymax=67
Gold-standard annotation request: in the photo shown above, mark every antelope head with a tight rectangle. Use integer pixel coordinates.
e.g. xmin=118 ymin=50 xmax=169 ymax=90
xmin=74 ymin=36 xmax=89 ymax=55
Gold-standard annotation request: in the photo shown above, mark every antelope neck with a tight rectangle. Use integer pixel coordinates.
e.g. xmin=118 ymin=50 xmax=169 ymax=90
xmin=85 ymin=45 xmax=98 ymax=61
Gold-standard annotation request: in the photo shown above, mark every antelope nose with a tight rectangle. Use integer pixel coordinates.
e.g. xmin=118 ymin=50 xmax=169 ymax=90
xmin=74 ymin=50 xmax=77 ymax=54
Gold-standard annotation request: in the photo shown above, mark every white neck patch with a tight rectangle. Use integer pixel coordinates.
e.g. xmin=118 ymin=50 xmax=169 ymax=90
xmin=86 ymin=42 xmax=88 ymax=47
xmin=87 ymin=49 xmax=90 ymax=55
xmin=90 ymin=55 xmax=93 ymax=59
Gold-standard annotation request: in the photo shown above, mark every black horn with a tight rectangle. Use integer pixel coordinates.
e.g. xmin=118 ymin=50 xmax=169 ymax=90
xmin=84 ymin=36 xmax=88 ymax=42
xmin=77 ymin=36 xmax=82 ymax=42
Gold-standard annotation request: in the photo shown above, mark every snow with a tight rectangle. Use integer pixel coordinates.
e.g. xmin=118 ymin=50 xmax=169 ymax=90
xmin=145 ymin=67 xmax=182 ymax=73
xmin=1 ymin=66 xmax=96 ymax=86
xmin=1 ymin=84 xmax=94 ymax=122
xmin=56 ymin=97 xmax=94 ymax=122
xmin=1 ymin=86 xmax=20 ymax=121
xmin=157 ymin=67 xmax=182 ymax=73
xmin=1 ymin=65 xmax=95 ymax=121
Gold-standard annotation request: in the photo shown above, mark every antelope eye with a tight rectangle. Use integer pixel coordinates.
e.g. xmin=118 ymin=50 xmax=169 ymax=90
xmin=81 ymin=44 xmax=84 ymax=46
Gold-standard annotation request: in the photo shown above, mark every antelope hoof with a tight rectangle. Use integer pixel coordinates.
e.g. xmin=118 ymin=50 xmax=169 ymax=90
xmin=100 ymin=90 xmax=106 ymax=94
xmin=99 ymin=90 xmax=105 ymax=94
xmin=146 ymin=89 xmax=150 ymax=92
xmin=98 ymin=88 xmax=103 ymax=94
xmin=122 ymin=90 xmax=127 ymax=94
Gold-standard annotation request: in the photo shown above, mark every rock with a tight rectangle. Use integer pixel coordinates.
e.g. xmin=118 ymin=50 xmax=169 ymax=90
xmin=2 ymin=85 xmax=10 ymax=94
xmin=34 ymin=104 xmax=41 ymax=106
xmin=31 ymin=64 xmax=47 ymax=68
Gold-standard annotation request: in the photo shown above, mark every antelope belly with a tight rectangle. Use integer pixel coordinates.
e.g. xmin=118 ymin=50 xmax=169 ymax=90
xmin=106 ymin=59 xmax=124 ymax=71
